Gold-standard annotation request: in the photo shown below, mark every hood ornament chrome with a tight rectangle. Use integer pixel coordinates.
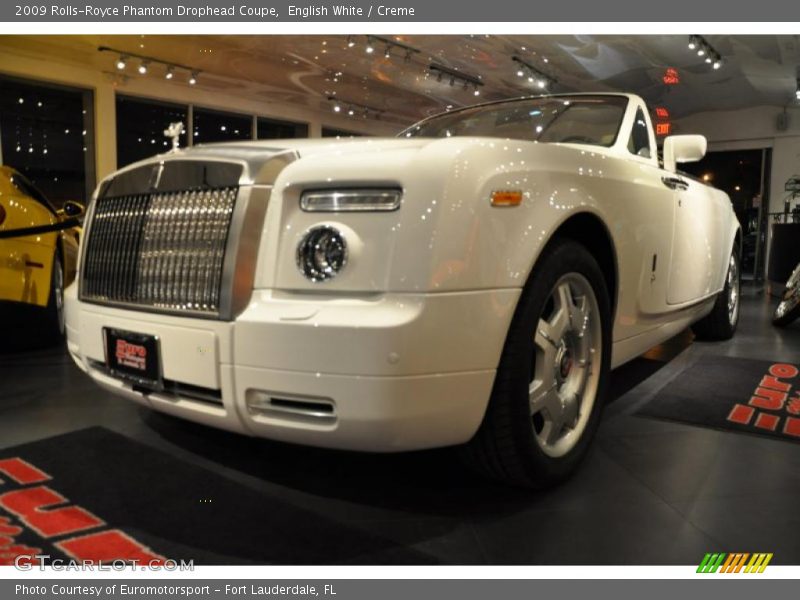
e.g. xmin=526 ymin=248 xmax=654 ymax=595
xmin=163 ymin=121 xmax=184 ymax=152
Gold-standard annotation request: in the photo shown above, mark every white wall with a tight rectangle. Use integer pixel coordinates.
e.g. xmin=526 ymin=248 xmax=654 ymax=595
xmin=0 ymin=42 xmax=398 ymax=183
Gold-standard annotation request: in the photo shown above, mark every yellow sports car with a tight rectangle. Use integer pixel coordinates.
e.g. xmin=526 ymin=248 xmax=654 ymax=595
xmin=0 ymin=165 xmax=83 ymax=340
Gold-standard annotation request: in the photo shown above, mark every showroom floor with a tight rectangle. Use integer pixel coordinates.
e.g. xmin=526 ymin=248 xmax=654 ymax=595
xmin=1 ymin=285 xmax=799 ymax=565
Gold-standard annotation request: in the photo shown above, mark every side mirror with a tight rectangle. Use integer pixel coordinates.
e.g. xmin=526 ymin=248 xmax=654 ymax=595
xmin=60 ymin=200 xmax=85 ymax=218
xmin=663 ymin=134 xmax=707 ymax=173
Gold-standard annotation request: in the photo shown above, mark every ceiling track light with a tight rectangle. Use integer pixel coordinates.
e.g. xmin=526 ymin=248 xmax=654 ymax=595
xmin=99 ymin=46 xmax=200 ymax=85
xmin=349 ymin=35 xmax=422 ymax=63
xmin=429 ymin=63 xmax=484 ymax=95
xmin=326 ymin=96 xmax=383 ymax=119
xmin=687 ymin=35 xmax=723 ymax=70
xmin=511 ymin=55 xmax=556 ymax=91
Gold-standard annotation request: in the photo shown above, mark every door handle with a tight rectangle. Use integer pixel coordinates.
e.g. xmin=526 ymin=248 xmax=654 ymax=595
xmin=662 ymin=176 xmax=689 ymax=191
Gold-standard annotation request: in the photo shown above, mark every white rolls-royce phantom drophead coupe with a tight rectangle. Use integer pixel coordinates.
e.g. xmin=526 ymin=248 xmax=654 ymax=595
xmin=65 ymin=94 xmax=740 ymax=487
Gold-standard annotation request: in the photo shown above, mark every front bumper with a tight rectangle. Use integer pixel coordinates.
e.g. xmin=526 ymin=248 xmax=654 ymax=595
xmin=65 ymin=285 xmax=519 ymax=452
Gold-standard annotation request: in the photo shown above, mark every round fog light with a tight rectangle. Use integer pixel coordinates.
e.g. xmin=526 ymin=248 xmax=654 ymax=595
xmin=297 ymin=226 xmax=348 ymax=282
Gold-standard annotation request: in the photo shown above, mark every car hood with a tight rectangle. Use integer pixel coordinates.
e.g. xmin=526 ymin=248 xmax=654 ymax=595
xmin=183 ymin=137 xmax=435 ymax=160
xmin=118 ymin=136 xmax=616 ymax=190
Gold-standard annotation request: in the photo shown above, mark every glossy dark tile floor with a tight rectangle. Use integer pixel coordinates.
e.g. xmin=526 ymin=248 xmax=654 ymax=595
xmin=1 ymin=285 xmax=799 ymax=564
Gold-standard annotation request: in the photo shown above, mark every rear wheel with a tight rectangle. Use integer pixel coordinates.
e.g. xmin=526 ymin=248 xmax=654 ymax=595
xmin=692 ymin=249 xmax=740 ymax=341
xmin=462 ymin=239 xmax=611 ymax=488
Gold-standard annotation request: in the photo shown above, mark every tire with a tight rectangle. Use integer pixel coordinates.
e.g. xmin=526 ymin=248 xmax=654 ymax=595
xmin=41 ymin=251 xmax=66 ymax=342
xmin=461 ymin=239 xmax=612 ymax=489
xmin=692 ymin=249 xmax=740 ymax=341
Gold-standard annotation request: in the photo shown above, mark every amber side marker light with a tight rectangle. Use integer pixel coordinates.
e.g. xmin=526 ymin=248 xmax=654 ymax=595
xmin=491 ymin=190 xmax=523 ymax=207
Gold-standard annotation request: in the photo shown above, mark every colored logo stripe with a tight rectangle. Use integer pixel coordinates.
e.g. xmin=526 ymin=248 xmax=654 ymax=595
xmin=697 ymin=553 xmax=772 ymax=573
xmin=746 ymin=553 xmax=773 ymax=573
xmin=697 ymin=553 xmax=726 ymax=573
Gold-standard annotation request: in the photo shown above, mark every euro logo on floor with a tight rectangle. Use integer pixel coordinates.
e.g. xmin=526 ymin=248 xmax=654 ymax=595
xmin=0 ymin=457 xmax=167 ymax=567
xmin=636 ymin=356 xmax=800 ymax=444
xmin=726 ymin=362 xmax=800 ymax=439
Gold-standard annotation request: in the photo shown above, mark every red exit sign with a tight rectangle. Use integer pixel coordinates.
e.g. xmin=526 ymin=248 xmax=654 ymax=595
xmin=662 ymin=68 xmax=680 ymax=85
xmin=656 ymin=122 xmax=672 ymax=136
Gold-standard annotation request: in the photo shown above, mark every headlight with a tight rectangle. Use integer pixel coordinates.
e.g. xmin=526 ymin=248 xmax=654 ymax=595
xmin=297 ymin=226 xmax=348 ymax=282
xmin=300 ymin=189 xmax=402 ymax=212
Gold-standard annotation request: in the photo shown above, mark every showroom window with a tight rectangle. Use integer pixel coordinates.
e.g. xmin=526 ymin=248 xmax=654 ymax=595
xmin=257 ymin=116 xmax=308 ymax=139
xmin=322 ymin=127 xmax=362 ymax=138
xmin=0 ymin=75 xmax=95 ymax=206
xmin=628 ymin=108 xmax=651 ymax=158
xmin=193 ymin=107 xmax=253 ymax=144
xmin=116 ymin=95 xmax=188 ymax=168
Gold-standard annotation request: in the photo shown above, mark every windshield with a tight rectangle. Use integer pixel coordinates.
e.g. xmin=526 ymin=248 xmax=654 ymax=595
xmin=401 ymin=95 xmax=628 ymax=147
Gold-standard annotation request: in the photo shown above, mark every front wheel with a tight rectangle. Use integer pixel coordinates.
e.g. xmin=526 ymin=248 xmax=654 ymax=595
xmin=692 ymin=249 xmax=740 ymax=341
xmin=462 ymin=239 xmax=611 ymax=489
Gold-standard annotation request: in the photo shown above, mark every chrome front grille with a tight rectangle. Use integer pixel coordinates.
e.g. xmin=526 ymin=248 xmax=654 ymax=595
xmin=81 ymin=186 xmax=238 ymax=316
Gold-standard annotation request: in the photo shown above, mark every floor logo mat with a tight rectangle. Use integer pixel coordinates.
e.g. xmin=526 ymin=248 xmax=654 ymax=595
xmin=0 ymin=427 xmax=433 ymax=565
xmin=636 ymin=356 xmax=800 ymax=444
xmin=0 ymin=456 xmax=166 ymax=567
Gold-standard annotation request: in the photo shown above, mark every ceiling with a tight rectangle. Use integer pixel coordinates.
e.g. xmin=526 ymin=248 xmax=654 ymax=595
xmin=6 ymin=34 xmax=800 ymax=127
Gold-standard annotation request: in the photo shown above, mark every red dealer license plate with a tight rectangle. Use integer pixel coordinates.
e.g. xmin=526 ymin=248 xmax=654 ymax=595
xmin=103 ymin=328 xmax=163 ymax=390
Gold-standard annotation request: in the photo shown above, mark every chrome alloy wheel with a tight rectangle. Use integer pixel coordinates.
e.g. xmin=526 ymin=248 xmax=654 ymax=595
xmin=529 ymin=273 xmax=602 ymax=458
xmin=775 ymin=265 xmax=800 ymax=320
xmin=774 ymin=293 xmax=800 ymax=320
xmin=727 ymin=254 xmax=740 ymax=326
